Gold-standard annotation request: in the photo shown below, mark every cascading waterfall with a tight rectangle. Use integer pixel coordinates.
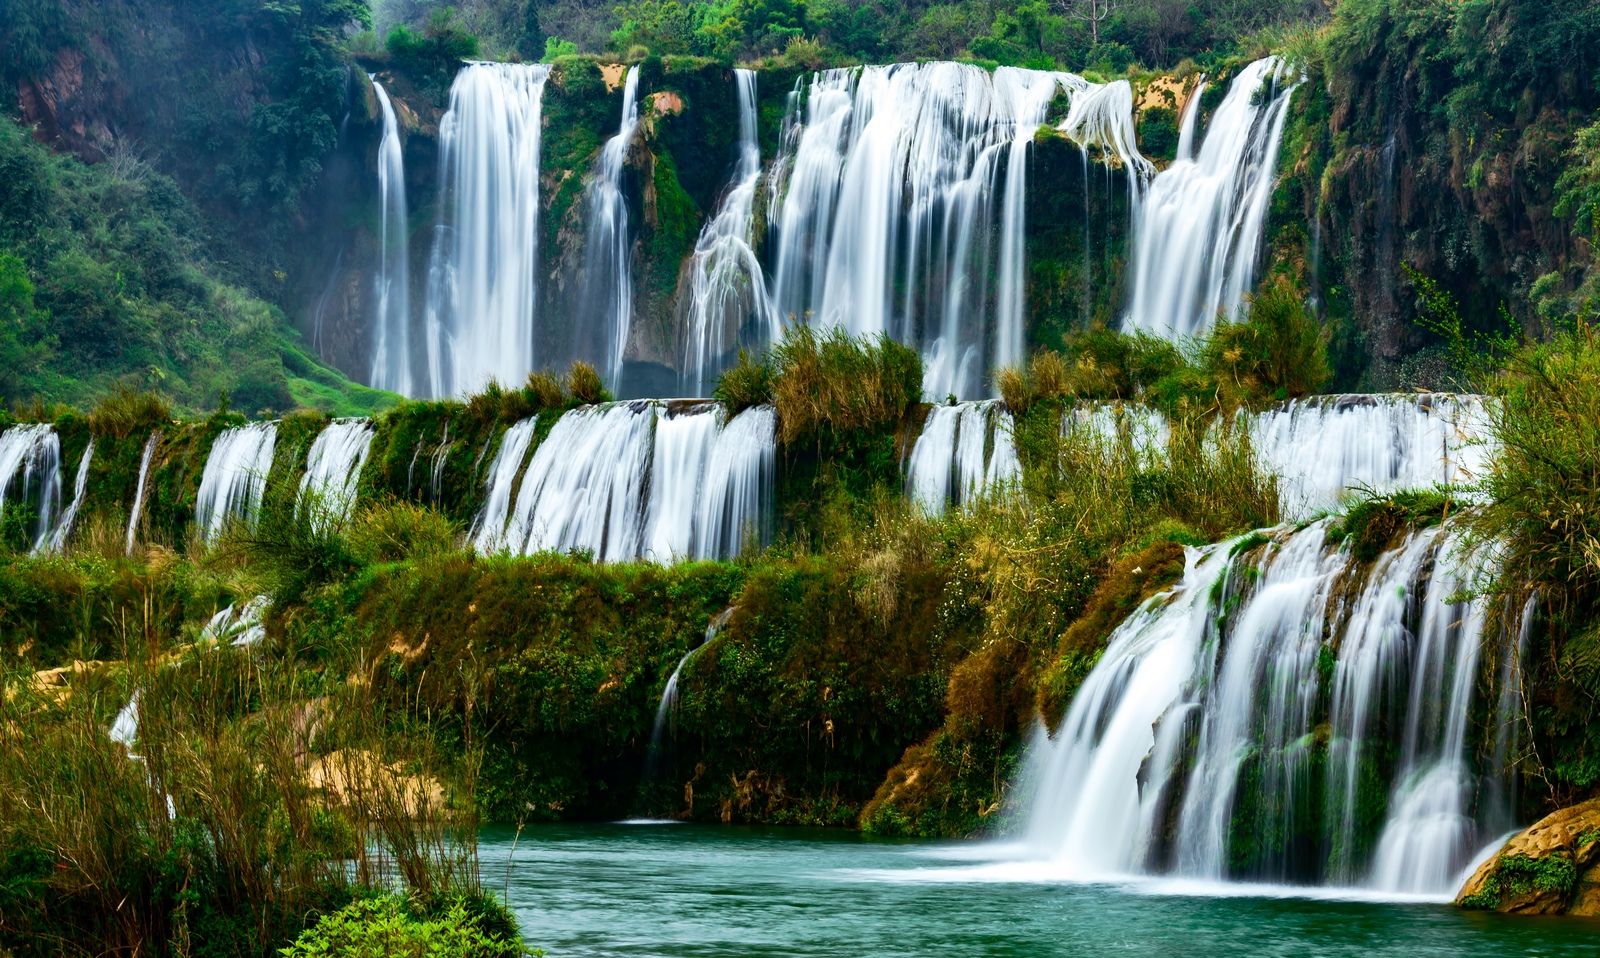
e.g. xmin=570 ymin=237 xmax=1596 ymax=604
xmin=1122 ymin=57 xmax=1300 ymax=338
xmin=42 ymin=438 xmax=93 ymax=554
xmin=424 ymin=62 xmax=551 ymax=398
xmin=904 ymin=401 xmax=1019 ymax=514
xmin=472 ymin=402 xmax=775 ymax=562
xmin=646 ymin=403 xmax=722 ymax=561
xmin=470 ymin=417 xmax=539 ymax=553
xmin=767 ymin=64 xmax=1144 ymax=399
xmin=194 ymin=423 xmax=277 ymax=543
xmin=503 ymin=401 xmax=657 ymax=561
xmin=125 ymin=431 xmax=159 ymax=555
xmin=694 ymin=406 xmax=776 ymax=560
xmin=1249 ymin=393 xmax=1493 ymax=518
xmin=370 ymin=77 xmax=412 ymax=396
xmin=1049 ymin=394 xmax=1492 ymax=518
xmin=680 ymin=69 xmax=775 ymax=395
xmin=297 ymin=420 xmax=375 ymax=528
xmin=0 ymin=423 xmax=63 ymax=551
xmin=582 ymin=67 xmax=643 ymax=389
xmin=1018 ymin=519 xmax=1519 ymax=897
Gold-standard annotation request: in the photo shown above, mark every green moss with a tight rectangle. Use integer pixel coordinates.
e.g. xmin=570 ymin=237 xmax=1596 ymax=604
xmin=1461 ymin=852 xmax=1580 ymax=910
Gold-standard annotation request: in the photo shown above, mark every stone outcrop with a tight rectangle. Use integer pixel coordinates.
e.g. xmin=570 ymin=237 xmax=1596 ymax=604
xmin=1457 ymin=798 xmax=1600 ymax=916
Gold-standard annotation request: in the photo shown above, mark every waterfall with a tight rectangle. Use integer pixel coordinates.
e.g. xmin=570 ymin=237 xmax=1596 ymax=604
xmin=0 ymin=423 xmax=63 ymax=551
xmin=1122 ymin=57 xmax=1300 ymax=338
xmin=767 ymin=64 xmax=1143 ymax=400
xmin=424 ymin=62 xmax=551 ymax=398
xmin=583 ymin=67 xmax=643 ymax=390
xmin=470 ymin=417 xmax=539 ymax=553
xmin=201 ymin=595 xmax=272 ymax=648
xmin=472 ymin=401 xmax=776 ymax=562
xmin=41 ymin=438 xmax=93 ymax=554
xmin=297 ymin=420 xmax=375 ymax=528
xmin=109 ymin=689 xmax=141 ymax=753
xmin=370 ymin=77 xmax=412 ymax=396
xmin=194 ymin=423 xmax=277 ymax=543
xmin=646 ymin=404 xmax=721 ymax=562
xmin=1046 ymin=394 xmax=1491 ymax=519
xmin=646 ymin=607 xmax=734 ymax=776
xmin=904 ymin=401 xmax=1019 ymax=514
xmin=1018 ymin=519 xmax=1517 ymax=896
xmin=694 ymin=406 xmax=776 ymax=560
xmin=680 ymin=69 xmax=775 ymax=396
xmin=125 ymin=431 xmax=159 ymax=555
xmin=1248 ymin=393 xmax=1493 ymax=518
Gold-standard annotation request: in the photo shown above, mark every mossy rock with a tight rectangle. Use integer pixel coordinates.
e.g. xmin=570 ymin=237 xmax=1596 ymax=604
xmin=1458 ymin=798 xmax=1600 ymax=915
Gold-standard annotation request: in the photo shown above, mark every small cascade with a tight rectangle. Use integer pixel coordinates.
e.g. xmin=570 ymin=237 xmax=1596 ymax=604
xmin=1249 ymin=393 xmax=1493 ymax=518
xmin=0 ymin=423 xmax=63 ymax=551
xmin=370 ymin=77 xmax=412 ymax=396
xmin=297 ymin=420 xmax=375 ymax=528
xmin=647 ymin=608 xmax=734 ymax=771
xmin=694 ymin=406 xmax=776 ymax=560
xmin=1122 ymin=57 xmax=1300 ymax=338
xmin=429 ymin=422 xmax=454 ymax=502
xmin=470 ymin=418 xmax=538 ymax=553
xmin=1060 ymin=402 xmax=1171 ymax=463
xmin=680 ymin=68 xmax=775 ymax=395
xmin=904 ymin=401 xmax=1019 ymax=514
xmin=424 ymin=62 xmax=552 ymax=398
xmin=201 ymin=595 xmax=272 ymax=648
xmin=109 ymin=690 xmax=141 ymax=754
xmin=472 ymin=402 xmax=776 ymax=562
xmin=504 ymin=401 xmax=657 ymax=561
xmin=194 ymin=423 xmax=278 ymax=543
xmin=767 ymin=64 xmax=1144 ymax=399
xmin=1018 ymin=519 xmax=1518 ymax=896
xmin=41 ymin=438 xmax=94 ymax=554
xmin=645 ymin=404 xmax=721 ymax=562
xmin=125 ymin=431 xmax=159 ymax=554
xmin=583 ymin=67 xmax=643 ymax=389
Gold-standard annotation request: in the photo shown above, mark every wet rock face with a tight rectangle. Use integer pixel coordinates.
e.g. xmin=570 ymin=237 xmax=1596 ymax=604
xmin=1458 ymin=798 xmax=1600 ymax=916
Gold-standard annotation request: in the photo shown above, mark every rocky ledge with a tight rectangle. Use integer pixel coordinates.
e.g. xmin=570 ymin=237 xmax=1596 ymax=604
xmin=1457 ymin=798 xmax=1600 ymax=916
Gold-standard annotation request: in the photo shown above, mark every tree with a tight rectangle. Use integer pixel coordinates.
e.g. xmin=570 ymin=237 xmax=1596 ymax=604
xmin=519 ymin=0 xmax=546 ymax=60
xmin=1054 ymin=0 xmax=1118 ymax=45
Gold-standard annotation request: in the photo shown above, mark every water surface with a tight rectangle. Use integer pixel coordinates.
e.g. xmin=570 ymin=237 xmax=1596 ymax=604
xmin=481 ymin=824 xmax=1597 ymax=957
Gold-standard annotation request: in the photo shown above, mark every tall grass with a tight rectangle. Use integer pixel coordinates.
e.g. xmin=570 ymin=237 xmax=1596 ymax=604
xmin=769 ymin=327 xmax=922 ymax=445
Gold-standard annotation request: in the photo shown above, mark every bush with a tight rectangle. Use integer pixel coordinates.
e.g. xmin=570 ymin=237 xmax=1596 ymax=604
xmin=1204 ymin=274 xmax=1331 ymax=400
xmin=281 ymin=895 xmax=525 ymax=958
xmin=348 ymin=500 xmax=461 ymax=564
xmin=87 ymin=384 xmax=172 ymax=439
xmin=769 ymin=327 xmax=922 ymax=445
xmin=566 ymin=362 xmax=611 ymax=406
xmin=713 ymin=349 xmax=773 ymax=414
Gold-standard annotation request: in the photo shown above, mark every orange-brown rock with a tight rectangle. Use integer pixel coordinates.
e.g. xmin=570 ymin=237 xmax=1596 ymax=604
xmin=1457 ymin=798 xmax=1600 ymax=916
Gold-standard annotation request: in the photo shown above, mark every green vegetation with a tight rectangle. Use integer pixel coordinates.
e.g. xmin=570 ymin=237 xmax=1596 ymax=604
xmin=998 ymin=273 xmax=1331 ymax=418
xmin=282 ymin=896 xmax=526 ymax=958
xmin=0 ymin=111 xmax=387 ymax=415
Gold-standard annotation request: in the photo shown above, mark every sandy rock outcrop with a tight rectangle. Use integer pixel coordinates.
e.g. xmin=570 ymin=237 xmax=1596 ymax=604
xmin=1457 ymin=798 xmax=1600 ymax=916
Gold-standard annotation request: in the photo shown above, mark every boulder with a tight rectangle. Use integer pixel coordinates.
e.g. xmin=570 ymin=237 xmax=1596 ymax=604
xmin=1457 ymin=798 xmax=1600 ymax=916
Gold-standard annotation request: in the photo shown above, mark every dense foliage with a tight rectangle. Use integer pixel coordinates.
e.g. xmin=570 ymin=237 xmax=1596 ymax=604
xmin=0 ymin=113 xmax=386 ymax=413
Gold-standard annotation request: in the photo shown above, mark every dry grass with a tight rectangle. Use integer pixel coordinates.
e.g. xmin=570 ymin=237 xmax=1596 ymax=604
xmin=770 ymin=326 xmax=922 ymax=445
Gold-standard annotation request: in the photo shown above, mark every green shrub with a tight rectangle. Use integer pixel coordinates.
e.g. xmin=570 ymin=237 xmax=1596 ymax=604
xmin=348 ymin=500 xmax=462 ymax=564
xmin=281 ymin=895 xmax=525 ymax=958
xmin=566 ymin=362 xmax=611 ymax=406
xmin=86 ymin=384 xmax=172 ymax=439
xmin=713 ymin=349 xmax=773 ymax=413
xmin=770 ymin=327 xmax=922 ymax=445
xmin=1204 ymin=274 xmax=1331 ymax=401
